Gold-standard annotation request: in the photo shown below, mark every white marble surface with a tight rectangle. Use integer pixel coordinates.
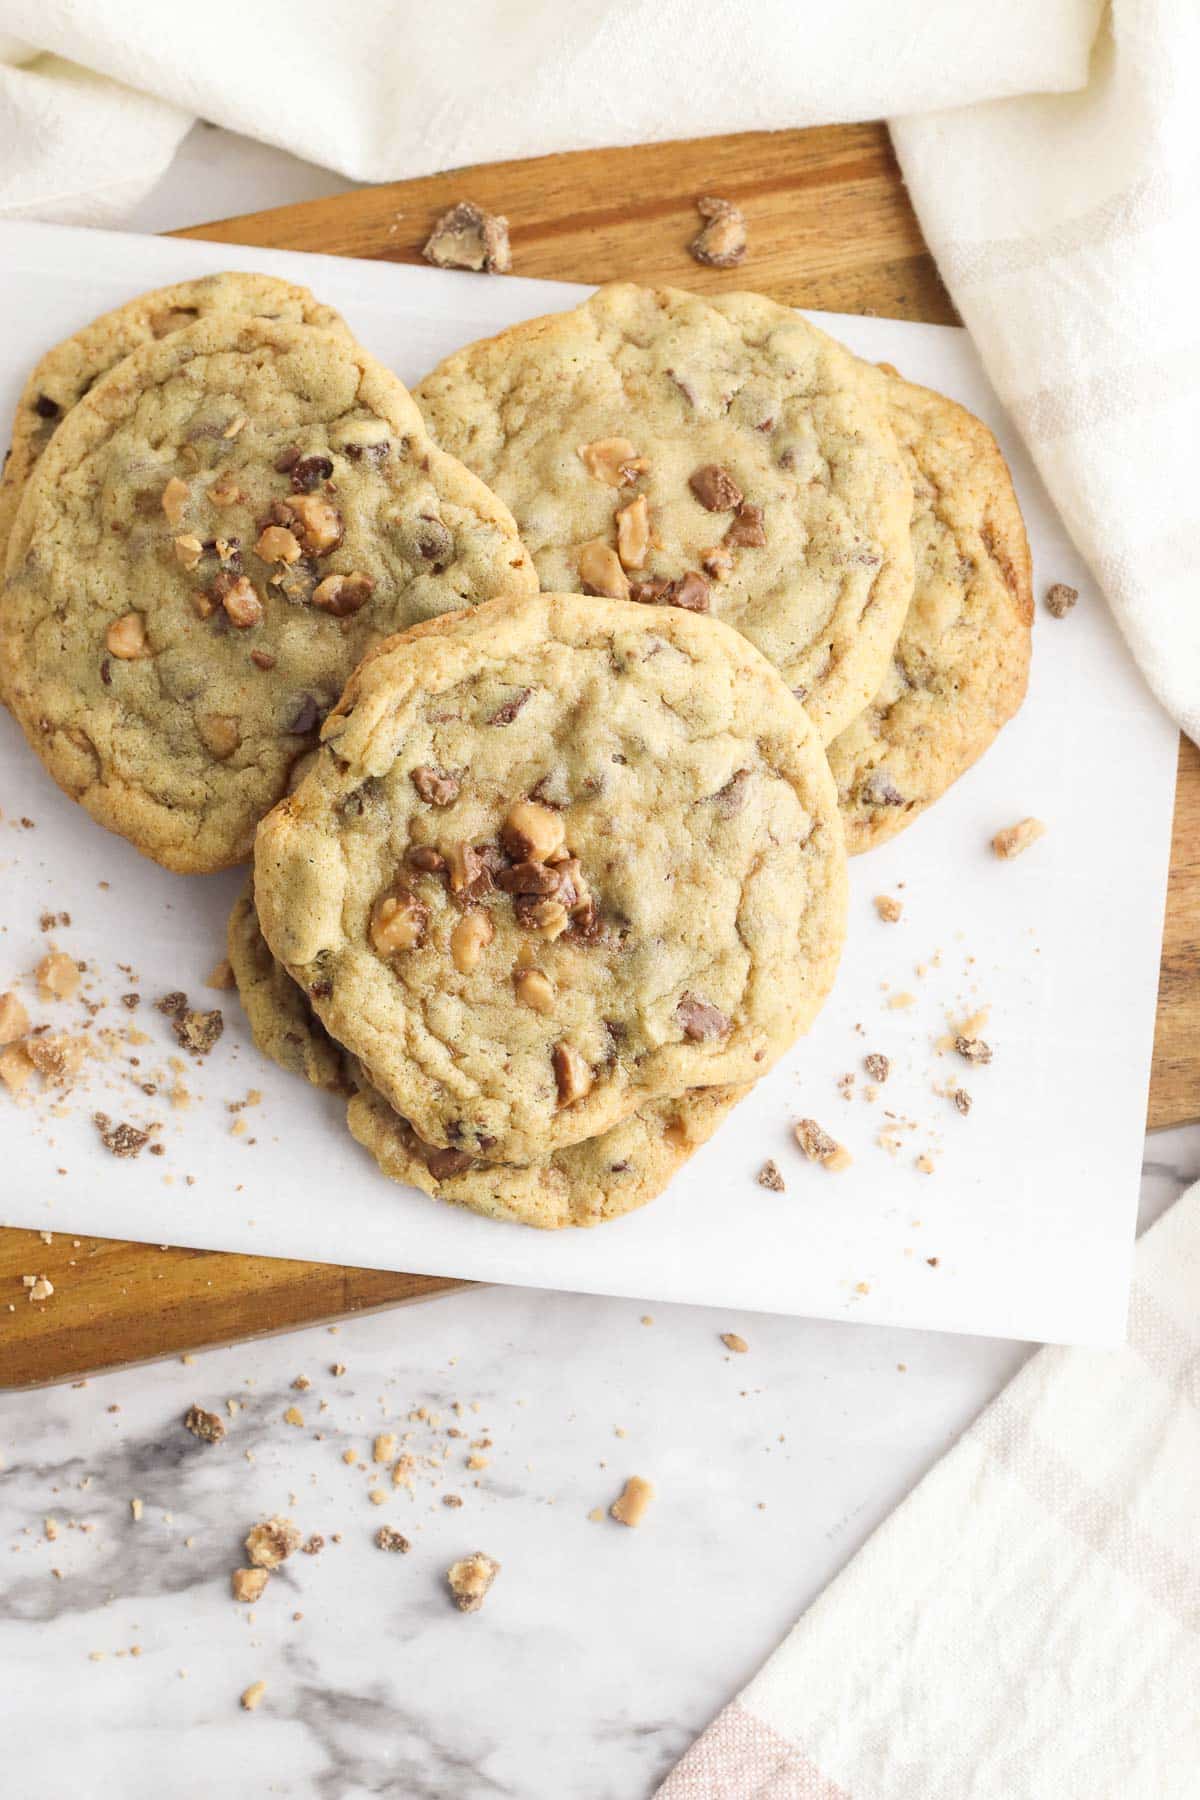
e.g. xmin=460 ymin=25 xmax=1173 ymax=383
xmin=0 ymin=1132 xmax=1195 ymax=1798
xmin=2 ymin=135 xmax=1196 ymax=1799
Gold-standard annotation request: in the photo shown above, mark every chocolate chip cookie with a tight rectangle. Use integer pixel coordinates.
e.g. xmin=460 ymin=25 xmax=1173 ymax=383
xmin=253 ymin=590 xmax=846 ymax=1164
xmin=413 ymin=282 xmax=914 ymax=744
xmin=229 ymin=880 xmax=745 ymax=1229
xmin=1 ymin=314 xmax=536 ymax=872
xmin=828 ymin=371 xmax=1033 ymax=852
xmin=0 ymin=272 xmax=349 ymax=570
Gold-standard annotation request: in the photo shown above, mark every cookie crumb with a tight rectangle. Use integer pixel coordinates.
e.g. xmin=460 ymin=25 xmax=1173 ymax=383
xmin=26 ymin=1275 xmax=54 ymax=1302
xmin=301 ymin=1535 xmax=324 ymax=1556
xmin=130 ymin=1497 xmax=143 ymax=1521
xmin=443 ymin=1494 xmax=463 ymax=1509
xmin=240 ymin=1680 xmax=266 ymax=1712
xmin=373 ymin=1432 xmax=397 ymax=1464
xmin=205 ymin=959 xmax=235 ymax=991
xmin=756 ymin=1158 xmax=785 ymax=1192
xmin=35 ymin=950 xmax=81 ymax=1002
xmin=1045 ymin=582 xmax=1078 ymax=618
xmin=610 ymin=1475 xmax=655 ymax=1527
xmin=446 ymin=1551 xmax=500 ymax=1612
xmin=0 ymin=992 xmax=30 ymax=1044
xmin=375 ymin=1526 xmax=410 ymax=1554
xmin=720 ymin=1332 xmax=749 ymax=1354
xmin=992 ymin=818 xmax=1046 ymax=860
xmin=184 ymin=1405 xmax=226 ymax=1445
xmin=172 ymin=1007 xmax=224 ymax=1056
xmin=245 ymin=1516 xmax=301 ymax=1570
xmin=422 ymin=201 xmax=511 ymax=274
xmin=916 ymin=1154 xmax=936 ymax=1174
xmin=794 ymin=1118 xmax=852 ymax=1170
xmin=283 ymin=1405 xmax=304 ymax=1427
xmin=689 ymin=195 xmax=747 ymax=268
xmin=874 ymin=895 xmax=903 ymax=923
xmin=231 ymin=1567 xmax=269 ymax=1603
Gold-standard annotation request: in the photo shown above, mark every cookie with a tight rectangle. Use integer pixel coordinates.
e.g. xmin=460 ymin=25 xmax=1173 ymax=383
xmin=227 ymin=882 xmax=348 ymax=1093
xmin=1 ymin=314 xmax=536 ymax=873
xmin=228 ymin=881 xmax=745 ymax=1230
xmin=828 ymin=372 xmax=1033 ymax=852
xmin=0 ymin=272 xmax=350 ymax=569
xmin=413 ymin=282 xmax=914 ymax=743
xmin=253 ymin=590 xmax=846 ymax=1164
xmin=345 ymin=1073 xmax=744 ymax=1230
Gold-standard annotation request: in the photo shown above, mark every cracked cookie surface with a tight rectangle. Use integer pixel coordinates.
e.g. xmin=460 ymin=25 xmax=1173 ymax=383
xmin=414 ymin=282 xmax=914 ymax=744
xmin=0 ymin=271 xmax=350 ymax=569
xmin=228 ymin=880 xmax=745 ymax=1230
xmin=253 ymin=590 xmax=846 ymax=1164
xmin=828 ymin=372 xmax=1033 ymax=852
xmin=1 ymin=314 xmax=536 ymax=872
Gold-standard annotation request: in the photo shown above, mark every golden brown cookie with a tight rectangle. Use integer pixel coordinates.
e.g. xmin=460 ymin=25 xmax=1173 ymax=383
xmin=254 ymin=590 xmax=846 ymax=1164
xmin=829 ymin=372 xmax=1033 ymax=852
xmin=414 ymin=282 xmax=914 ymax=743
xmin=1 ymin=314 xmax=536 ymax=872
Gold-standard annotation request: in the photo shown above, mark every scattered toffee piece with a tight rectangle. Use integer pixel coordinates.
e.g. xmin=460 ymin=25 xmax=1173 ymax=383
xmin=446 ymin=1550 xmax=500 ymax=1612
xmin=689 ymin=195 xmax=747 ymax=268
xmin=184 ymin=1405 xmax=226 ymax=1445
xmin=954 ymin=1036 xmax=992 ymax=1064
xmin=794 ymin=1117 xmax=852 ymax=1170
xmin=757 ymin=1159 xmax=786 ymax=1192
xmin=155 ymin=991 xmax=188 ymax=1017
xmin=863 ymin=1053 xmax=890 ymax=1083
xmin=93 ymin=1115 xmax=150 ymax=1159
xmin=1045 ymin=582 xmax=1078 ymax=618
xmin=953 ymin=1088 xmax=973 ymax=1115
xmin=423 ymin=202 xmax=512 ymax=274
xmin=171 ymin=1009 xmax=224 ymax=1057
xmin=244 ymin=1516 xmax=302 ymax=1570
xmin=720 ymin=1332 xmax=749 ymax=1354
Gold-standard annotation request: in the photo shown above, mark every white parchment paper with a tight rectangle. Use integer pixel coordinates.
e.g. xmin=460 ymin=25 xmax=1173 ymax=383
xmin=0 ymin=221 xmax=1178 ymax=1345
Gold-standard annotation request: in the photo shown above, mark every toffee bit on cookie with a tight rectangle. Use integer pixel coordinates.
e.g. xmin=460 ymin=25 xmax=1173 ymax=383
xmin=488 ymin=688 xmax=531 ymax=727
xmin=953 ymin=1088 xmax=973 ymax=1115
xmin=689 ymin=463 xmax=744 ymax=513
xmin=1045 ymin=582 xmax=1078 ymax=618
xmin=756 ymin=1158 xmax=785 ymax=1192
xmin=105 ymin=611 xmax=151 ymax=660
xmin=231 ymin=1567 xmax=269 ymax=1603
xmin=552 ymin=1042 xmax=593 ymax=1106
xmin=874 ymin=895 xmax=903 ymax=924
xmin=863 ymin=1052 xmax=890 ymax=1083
xmin=860 ymin=769 xmax=905 ymax=808
xmin=720 ymin=1332 xmax=749 ymax=1354
xmin=446 ymin=1551 xmax=500 ymax=1612
xmin=616 ymin=495 xmax=650 ymax=571
xmin=422 ymin=201 xmax=512 ymax=274
xmin=410 ymin=765 xmax=461 ymax=807
xmin=577 ymin=539 xmax=630 ymax=601
xmin=610 ymin=1475 xmax=655 ymax=1527
xmin=794 ymin=1117 xmax=852 ymax=1171
xmin=689 ymin=194 xmax=747 ymax=268
xmin=184 ymin=1405 xmax=226 ymax=1444
xmin=676 ymin=993 xmax=730 ymax=1041
xmin=724 ymin=501 xmax=766 ymax=548
xmin=171 ymin=1008 xmax=224 ymax=1057
xmin=954 ymin=1035 xmax=992 ymax=1065
xmin=375 ymin=1526 xmax=410 ymax=1554
xmin=93 ymin=1115 xmax=150 ymax=1159
xmin=245 ymin=1516 xmax=302 ymax=1570
xmin=991 ymin=817 xmax=1046 ymax=860
xmin=578 ymin=438 xmax=649 ymax=486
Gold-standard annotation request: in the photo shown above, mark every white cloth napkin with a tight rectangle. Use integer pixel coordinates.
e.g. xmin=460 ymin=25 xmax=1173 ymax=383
xmin=660 ymin=1176 xmax=1200 ymax=1799
xmin=0 ymin=0 xmax=1195 ymax=745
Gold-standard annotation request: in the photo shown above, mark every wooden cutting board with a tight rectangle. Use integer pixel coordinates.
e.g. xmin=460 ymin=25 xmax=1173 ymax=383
xmin=2 ymin=123 xmax=1196 ymax=1388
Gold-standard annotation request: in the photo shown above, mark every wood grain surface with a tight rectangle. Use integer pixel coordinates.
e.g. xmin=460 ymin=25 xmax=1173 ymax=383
xmin=1 ymin=123 xmax=1194 ymax=1388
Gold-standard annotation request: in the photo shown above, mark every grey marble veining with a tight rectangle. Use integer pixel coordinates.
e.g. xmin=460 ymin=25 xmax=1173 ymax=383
xmin=2 ymin=1124 xmax=1197 ymax=1800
